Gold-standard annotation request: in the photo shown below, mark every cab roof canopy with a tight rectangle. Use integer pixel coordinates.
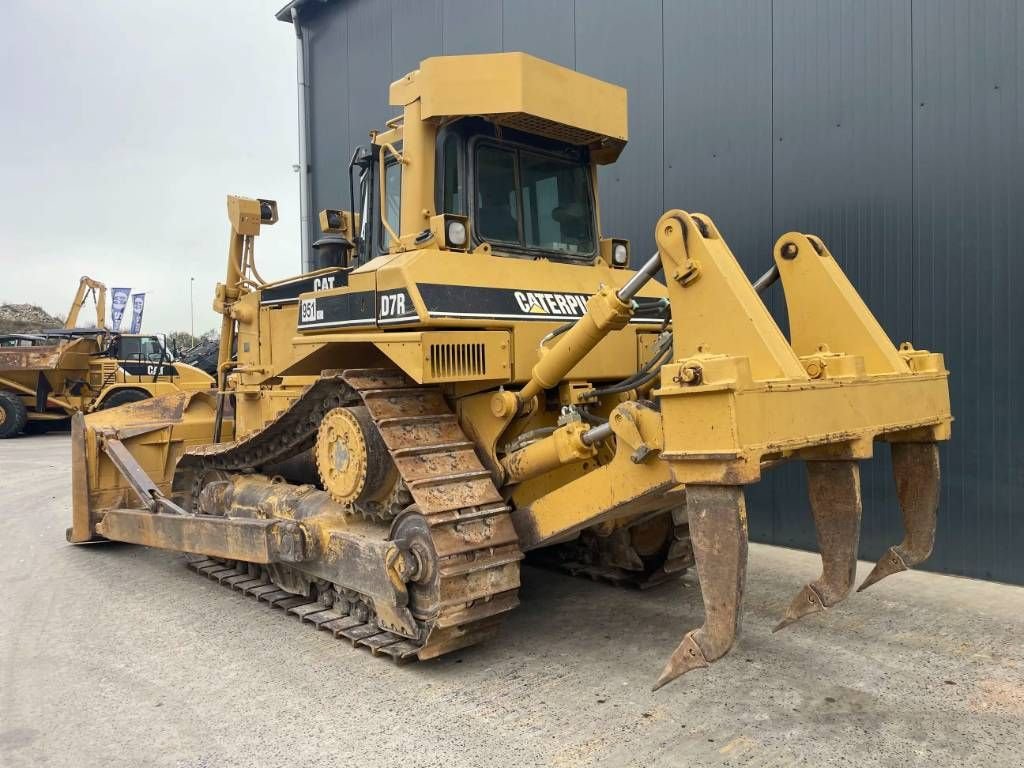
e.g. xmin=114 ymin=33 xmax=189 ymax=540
xmin=390 ymin=53 xmax=628 ymax=164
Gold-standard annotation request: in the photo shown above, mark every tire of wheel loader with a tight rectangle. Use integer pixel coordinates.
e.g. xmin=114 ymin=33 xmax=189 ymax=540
xmin=99 ymin=388 xmax=151 ymax=410
xmin=0 ymin=390 xmax=28 ymax=438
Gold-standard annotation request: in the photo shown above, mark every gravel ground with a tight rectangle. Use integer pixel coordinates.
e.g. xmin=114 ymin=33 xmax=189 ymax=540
xmin=2 ymin=433 xmax=1022 ymax=767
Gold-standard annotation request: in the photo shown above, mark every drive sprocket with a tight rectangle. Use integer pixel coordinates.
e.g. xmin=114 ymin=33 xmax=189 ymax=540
xmin=314 ymin=405 xmax=401 ymax=521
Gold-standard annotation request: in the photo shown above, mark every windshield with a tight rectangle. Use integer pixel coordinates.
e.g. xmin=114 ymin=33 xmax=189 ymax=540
xmin=475 ymin=142 xmax=595 ymax=257
xmin=117 ymin=335 xmax=166 ymax=362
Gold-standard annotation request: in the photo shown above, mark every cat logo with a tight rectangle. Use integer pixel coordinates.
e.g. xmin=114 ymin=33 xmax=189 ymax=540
xmin=513 ymin=290 xmax=589 ymax=317
xmin=313 ymin=276 xmax=336 ymax=292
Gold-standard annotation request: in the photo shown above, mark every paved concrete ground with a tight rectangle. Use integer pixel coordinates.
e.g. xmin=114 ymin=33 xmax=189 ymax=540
xmin=1 ymin=433 xmax=1022 ymax=768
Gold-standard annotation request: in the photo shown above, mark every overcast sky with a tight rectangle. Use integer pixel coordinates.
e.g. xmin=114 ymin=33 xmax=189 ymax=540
xmin=1 ymin=1 xmax=301 ymax=335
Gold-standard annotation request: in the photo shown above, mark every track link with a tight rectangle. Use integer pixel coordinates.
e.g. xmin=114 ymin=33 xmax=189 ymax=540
xmin=175 ymin=368 xmax=522 ymax=662
xmin=186 ymin=557 xmax=422 ymax=660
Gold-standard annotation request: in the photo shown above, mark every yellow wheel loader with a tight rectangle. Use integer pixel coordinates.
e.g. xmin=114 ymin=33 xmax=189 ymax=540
xmin=68 ymin=54 xmax=951 ymax=688
xmin=0 ymin=277 xmax=214 ymax=437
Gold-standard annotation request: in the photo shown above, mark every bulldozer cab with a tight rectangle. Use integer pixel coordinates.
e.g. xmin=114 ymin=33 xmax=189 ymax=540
xmin=342 ymin=52 xmax=627 ymax=268
xmin=352 ymin=117 xmax=599 ymax=265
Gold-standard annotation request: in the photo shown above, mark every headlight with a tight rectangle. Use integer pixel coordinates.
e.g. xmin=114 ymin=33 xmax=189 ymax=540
xmin=447 ymin=219 xmax=467 ymax=247
xmin=612 ymin=242 xmax=629 ymax=266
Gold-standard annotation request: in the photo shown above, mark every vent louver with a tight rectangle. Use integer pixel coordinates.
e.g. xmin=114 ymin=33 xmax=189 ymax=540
xmin=429 ymin=342 xmax=486 ymax=379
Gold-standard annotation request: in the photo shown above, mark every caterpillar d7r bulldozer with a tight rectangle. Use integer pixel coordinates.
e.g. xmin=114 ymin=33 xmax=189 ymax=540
xmin=68 ymin=53 xmax=951 ymax=689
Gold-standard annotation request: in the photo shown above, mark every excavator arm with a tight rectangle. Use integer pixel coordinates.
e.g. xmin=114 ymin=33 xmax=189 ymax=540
xmin=65 ymin=276 xmax=107 ymax=329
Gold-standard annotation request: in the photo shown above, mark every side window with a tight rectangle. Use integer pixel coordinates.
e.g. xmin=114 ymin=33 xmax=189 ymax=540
xmin=140 ymin=337 xmax=162 ymax=359
xmin=117 ymin=337 xmax=141 ymax=360
xmin=442 ymin=133 xmax=463 ymax=214
xmin=379 ymin=159 xmax=402 ymax=250
xmin=475 ymin=145 xmax=520 ymax=243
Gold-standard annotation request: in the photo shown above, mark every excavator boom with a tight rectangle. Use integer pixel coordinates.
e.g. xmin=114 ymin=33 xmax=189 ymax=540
xmin=65 ymin=276 xmax=107 ymax=328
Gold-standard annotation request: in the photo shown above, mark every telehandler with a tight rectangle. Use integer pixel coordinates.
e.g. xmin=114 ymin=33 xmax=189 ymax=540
xmin=0 ymin=276 xmax=214 ymax=437
xmin=68 ymin=53 xmax=951 ymax=689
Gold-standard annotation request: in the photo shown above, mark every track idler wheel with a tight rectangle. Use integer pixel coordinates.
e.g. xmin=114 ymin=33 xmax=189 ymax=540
xmin=774 ymin=460 xmax=862 ymax=632
xmin=858 ymin=442 xmax=941 ymax=592
xmin=653 ymin=485 xmax=747 ymax=691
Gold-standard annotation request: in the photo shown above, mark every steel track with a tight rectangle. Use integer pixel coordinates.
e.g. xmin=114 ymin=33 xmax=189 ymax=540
xmin=174 ymin=368 xmax=522 ymax=661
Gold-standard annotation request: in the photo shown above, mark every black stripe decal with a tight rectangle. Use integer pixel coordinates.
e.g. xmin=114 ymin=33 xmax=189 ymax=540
xmin=297 ymin=290 xmax=376 ymax=330
xmin=416 ymin=284 xmax=664 ymax=324
xmin=118 ymin=362 xmax=179 ymax=377
xmin=260 ymin=269 xmax=349 ymax=306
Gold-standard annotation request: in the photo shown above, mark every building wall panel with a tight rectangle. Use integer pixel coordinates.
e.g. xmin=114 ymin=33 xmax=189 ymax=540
xmin=911 ymin=0 xmax=1023 ymax=582
xmin=296 ymin=0 xmax=1024 ymax=583
xmin=574 ymin=0 xmax=664 ymax=257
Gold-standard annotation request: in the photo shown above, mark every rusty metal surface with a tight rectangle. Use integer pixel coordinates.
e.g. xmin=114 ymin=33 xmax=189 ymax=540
xmin=859 ymin=442 xmax=941 ymax=591
xmin=529 ymin=510 xmax=694 ymax=589
xmin=98 ymin=509 xmax=307 ymax=564
xmin=314 ymin=404 xmax=399 ymax=517
xmin=0 ymin=343 xmax=67 ymax=371
xmin=775 ymin=461 xmax=862 ymax=631
xmin=100 ymin=437 xmax=189 ymax=516
xmin=182 ymin=557 xmax=425 ymax=658
xmin=165 ymin=367 xmax=522 ymax=663
xmin=341 ymin=370 xmax=520 ymax=658
xmin=653 ymin=485 xmax=748 ymax=691
xmin=66 ymin=412 xmax=98 ymax=543
xmin=85 ymin=389 xmax=196 ymax=429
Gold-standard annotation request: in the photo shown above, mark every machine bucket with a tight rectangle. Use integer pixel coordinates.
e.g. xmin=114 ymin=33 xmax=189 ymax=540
xmin=774 ymin=461 xmax=862 ymax=632
xmin=858 ymin=442 xmax=941 ymax=592
xmin=653 ymin=485 xmax=747 ymax=691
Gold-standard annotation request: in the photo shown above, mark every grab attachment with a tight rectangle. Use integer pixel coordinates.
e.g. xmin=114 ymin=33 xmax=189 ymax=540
xmin=858 ymin=442 xmax=941 ymax=592
xmin=774 ymin=461 xmax=862 ymax=632
xmin=653 ymin=485 xmax=748 ymax=691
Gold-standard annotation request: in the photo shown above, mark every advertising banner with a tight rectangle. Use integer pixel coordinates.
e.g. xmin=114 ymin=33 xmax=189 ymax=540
xmin=129 ymin=293 xmax=146 ymax=334
xmin=110 ymin=287 xmax=131 ymax=331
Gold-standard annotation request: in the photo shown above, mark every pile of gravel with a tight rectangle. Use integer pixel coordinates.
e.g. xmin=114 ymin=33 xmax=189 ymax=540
xmin=0 ymin=303 xmax=64 ymax=334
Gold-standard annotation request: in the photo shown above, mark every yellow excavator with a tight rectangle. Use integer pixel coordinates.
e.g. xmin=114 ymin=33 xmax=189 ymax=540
xmin=64 ymin=276 xmax=108 ymax=329
xmin=68 ymin=53 xmax=951 ymax=689
xmin=0 ymin=277 xmax=214 ymax=437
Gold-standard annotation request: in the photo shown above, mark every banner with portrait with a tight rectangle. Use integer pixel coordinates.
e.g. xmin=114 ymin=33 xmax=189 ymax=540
xmin=129 ymin=293 xmax=146 ymax=334
xmin=110 ymin=287 xmax=131 ymax=331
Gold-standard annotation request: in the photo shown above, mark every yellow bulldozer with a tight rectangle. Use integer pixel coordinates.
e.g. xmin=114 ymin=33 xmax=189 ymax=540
xmin=67 ymin=53 xmax=951 ymax=689
xmin=0 ymin=276 xmax=214 ymax=437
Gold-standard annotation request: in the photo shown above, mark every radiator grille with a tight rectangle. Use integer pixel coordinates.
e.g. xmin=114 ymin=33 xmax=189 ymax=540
xmin=489 ymin=113 xmax=606 ymax=146
xmin=429 ymin=342 xmax=486 ymax=380
xmin=90 ymin=361 xmax=119 ymax=389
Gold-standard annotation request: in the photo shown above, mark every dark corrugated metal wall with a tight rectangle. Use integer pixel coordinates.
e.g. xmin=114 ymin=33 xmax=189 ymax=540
xmin=296 ymin=0 xmax=1024 ymax=584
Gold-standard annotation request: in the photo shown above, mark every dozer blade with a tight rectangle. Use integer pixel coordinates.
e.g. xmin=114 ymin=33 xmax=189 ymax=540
xmin=774 ymin=461 xmax=862 ymax=632
xmin=653 ymin=485 xmax=747 ymax=691
xmin=858 ymin=442 xmax=941 ymax=592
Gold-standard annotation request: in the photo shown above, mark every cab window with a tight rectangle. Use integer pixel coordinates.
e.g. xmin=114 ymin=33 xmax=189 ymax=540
xmin=520 ymin=151 xmax=593 ymax=253
xmin=442 ymin=133 xmax=464 ymax=214
xmin=379 ymin=159 xmax=402 ymax=250
xmin=474 ymin=141 xmax=595 ymax=257
xmin=117 ymin=336 xmax=163 ymax=361
xmin=476 ymin=145 xmax=520 ymax=243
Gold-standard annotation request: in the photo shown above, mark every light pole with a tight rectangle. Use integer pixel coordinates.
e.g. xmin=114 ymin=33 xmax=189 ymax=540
xmin=189 ymin=277 xmax=195 ymax=342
